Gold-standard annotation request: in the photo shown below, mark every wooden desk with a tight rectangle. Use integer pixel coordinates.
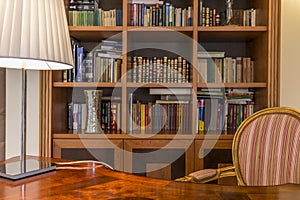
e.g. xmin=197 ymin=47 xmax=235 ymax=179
xmin=0 ymin=157 xmax=300 ymax=199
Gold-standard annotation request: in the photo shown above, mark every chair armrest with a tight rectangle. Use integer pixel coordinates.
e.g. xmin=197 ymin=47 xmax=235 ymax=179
xmin=217 ymin=165 xmax=236 ymax=180
xmin=189 ymin=169 xmax=217 ymax=181
xmin=175 ymin=165 xmax=235 ymax=184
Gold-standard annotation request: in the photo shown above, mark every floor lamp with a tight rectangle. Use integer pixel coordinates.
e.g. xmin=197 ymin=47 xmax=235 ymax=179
xmin=0 ymin=0 xmax=73 ymax=180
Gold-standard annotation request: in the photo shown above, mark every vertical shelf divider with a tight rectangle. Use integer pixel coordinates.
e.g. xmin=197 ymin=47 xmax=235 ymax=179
xmin=121 ymin=0 xmax=128 ymax=133
xmin=191 ymin=0 xmax=199 ymax=134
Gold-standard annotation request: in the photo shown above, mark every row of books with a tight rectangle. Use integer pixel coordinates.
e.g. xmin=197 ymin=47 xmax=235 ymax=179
xmin=64 ymin=40 xmax=87 ymax=82
xmin=128 ymin=99 xmax=192 ymax=134
xmin=231 ymin=9 xmax=257 ymax=27
xmin=64 ymin=49 xmax=252 ymax=84
xmin=67 ymin=89 xmax=254 ymax=134
xmin=63 ymin=40 xmax=85 ymax=82
xmin=198 ymin=0 xmax=256 ymax=27
xmin=225 ymin=103 xmax=254 ymax=132
xmin=197 ymin=56 xmax=254 ymax=83
xmin=68 ymin=9 xmax=122 ymax=26
xmin=68 ymin=103 xmax=86 ymax=132
xmin=68 ymin=97 xmax=121 ymax=133
xmin=128 ymin=1 xmax=192 ymax=27
xmin=197 ymin=99 xmax=254 ymax=134
xmin=127 ymin=56 xmax=190 ymax=83
xmin=63 ymin=40 xmax=122 ymax=83
xmin=93 ymin=54 xmax=122 ymax=83
xmin=199 ymin=5 xmax=221 ymax=26
xmin=68 ymin=0 xmax=256 ymax=27
xmin=197 ymin=88 xmax=255 ymax=134
xmin=93 ymin=40 xmax=122 ymax=82
xmin=224 ymin=88 xmax=254 ymax=134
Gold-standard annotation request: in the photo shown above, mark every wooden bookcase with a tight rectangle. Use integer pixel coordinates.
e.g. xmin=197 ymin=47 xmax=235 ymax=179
xmin=47 ymin=0 xmax=280 ymax=180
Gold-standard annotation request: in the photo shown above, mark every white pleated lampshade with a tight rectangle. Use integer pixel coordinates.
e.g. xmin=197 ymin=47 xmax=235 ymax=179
xmin=0 ymin=0 xmax=73 ymax=70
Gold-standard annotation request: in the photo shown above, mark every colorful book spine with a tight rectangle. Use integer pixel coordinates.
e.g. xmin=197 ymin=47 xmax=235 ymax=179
xmin=198 ymin=99 xmax=205 ymax=134
xmin=68 ymin=102 xmax=74 ymax=130
xmin=110 ymin=102 xmax=120 ymax=132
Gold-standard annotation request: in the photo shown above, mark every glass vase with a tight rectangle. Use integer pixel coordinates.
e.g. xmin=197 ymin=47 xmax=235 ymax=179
xmin=84 ymin=90 xmax=103 ymax=133
xmin=225 ymin=0 xmax=234 ymax=25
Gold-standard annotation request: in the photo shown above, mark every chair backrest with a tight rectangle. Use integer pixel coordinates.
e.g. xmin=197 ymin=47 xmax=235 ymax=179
xmin=233 ymin=107 xmax=300 ymax=186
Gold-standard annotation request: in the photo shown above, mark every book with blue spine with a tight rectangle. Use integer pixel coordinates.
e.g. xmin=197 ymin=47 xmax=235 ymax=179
xmin=198 ymin=99 xmax=205 ymax=133
xmin=165 ymin=3 xmax=170 ymax=26
xmin=77 ymin=104 xmax=82 ymax=131
xmin=76 ymin=46 xmax=85 ymax=82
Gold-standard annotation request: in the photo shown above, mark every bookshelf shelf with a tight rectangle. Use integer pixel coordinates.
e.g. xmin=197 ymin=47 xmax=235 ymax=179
xmin=127 ymin=26 xmax=194 ymax=32
xmin=69 ymin=26 xmax=123 ymax=31
xmin=197 ymin=82 xmax=267 ymax=88
xmin=46 ymin=0 xmax=280 ymax=180
xmin=53 ymin=82 xmax=122 ymax=88
xmin=53 ymin=133 xmax=234 ymax=140
xmin=126 ymin=83 xmax=192 ymax=88
xmin=198 ymin=26 xmax=268 ymax=42
xmin=69 ymin=26 xmax=123 ymax=42
xmin=198 ymin=26 xmax=268 ymax=32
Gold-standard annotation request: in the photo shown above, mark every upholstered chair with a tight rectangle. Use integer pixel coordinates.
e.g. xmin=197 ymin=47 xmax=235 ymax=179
xmin=176 ymin=107 xmax=300 ymax=186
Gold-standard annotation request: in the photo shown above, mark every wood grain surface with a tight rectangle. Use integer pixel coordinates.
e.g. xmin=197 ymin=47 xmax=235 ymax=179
xmin=0 ymin=157 xmax=300 ymax=199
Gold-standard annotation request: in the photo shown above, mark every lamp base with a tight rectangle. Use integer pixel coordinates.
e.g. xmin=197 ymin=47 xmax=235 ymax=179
xmin=0 ymin=159 xmax=56 ymax=180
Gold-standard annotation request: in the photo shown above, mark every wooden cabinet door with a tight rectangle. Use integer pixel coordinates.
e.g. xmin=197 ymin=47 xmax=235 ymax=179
xmin=194 ymin=138 xmax=232 ymax=170
xmin=123 ymin=139 xmax=194 ymax=180
xmin=53 ymin=139 xmax=123 ymax=171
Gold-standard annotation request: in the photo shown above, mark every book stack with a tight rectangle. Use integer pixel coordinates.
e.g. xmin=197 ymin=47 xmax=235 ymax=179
xmin=96 ymin=8 xmax=122 ymax=26
xmin=68 ymin=0 xmax=122 ymax=26
xmin=224 ymin=88 xmax=254 ymax=133
xmin=68 ymin=102 xmax=87 ymax=133
xmin=127 ymin=56 xmax=190 ymax=83
xmin=63 ymin=39 xmax=122 ymax=83
xmin=197 ymin=88 xmax=225 ymax=134
xmin=93 ymin=40 xmax=122 ymax=83
xmin=68 ymin=0 xmax=98 ymax=26
xmin=63 ymin=38 xmax=87 ymax=82
xmin=197 ymin=52 xmax=254 ymax=83
xmin=231 ymin=9 xmax=256 ymax=27
xmin=197 ymin=51 xmax=225 ymax=83
xmin=69 ymin=0 xmax=99 ymax=11
xmin=128 ymin=99 xmax=191 ymax=134
xmin=101 ymin=96 xmax=121 ymax=132
xmin=128 ymin=0 xmax=192 ymax=26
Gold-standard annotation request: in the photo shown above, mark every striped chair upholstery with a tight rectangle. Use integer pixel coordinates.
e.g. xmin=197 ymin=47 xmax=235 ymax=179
xmin=233 ymin=107 xmax=300 ymax=186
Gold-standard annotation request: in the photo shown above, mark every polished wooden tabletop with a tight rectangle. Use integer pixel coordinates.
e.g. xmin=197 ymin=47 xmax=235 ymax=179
xmin=0 ymin=157 xmax=300 ymax=200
